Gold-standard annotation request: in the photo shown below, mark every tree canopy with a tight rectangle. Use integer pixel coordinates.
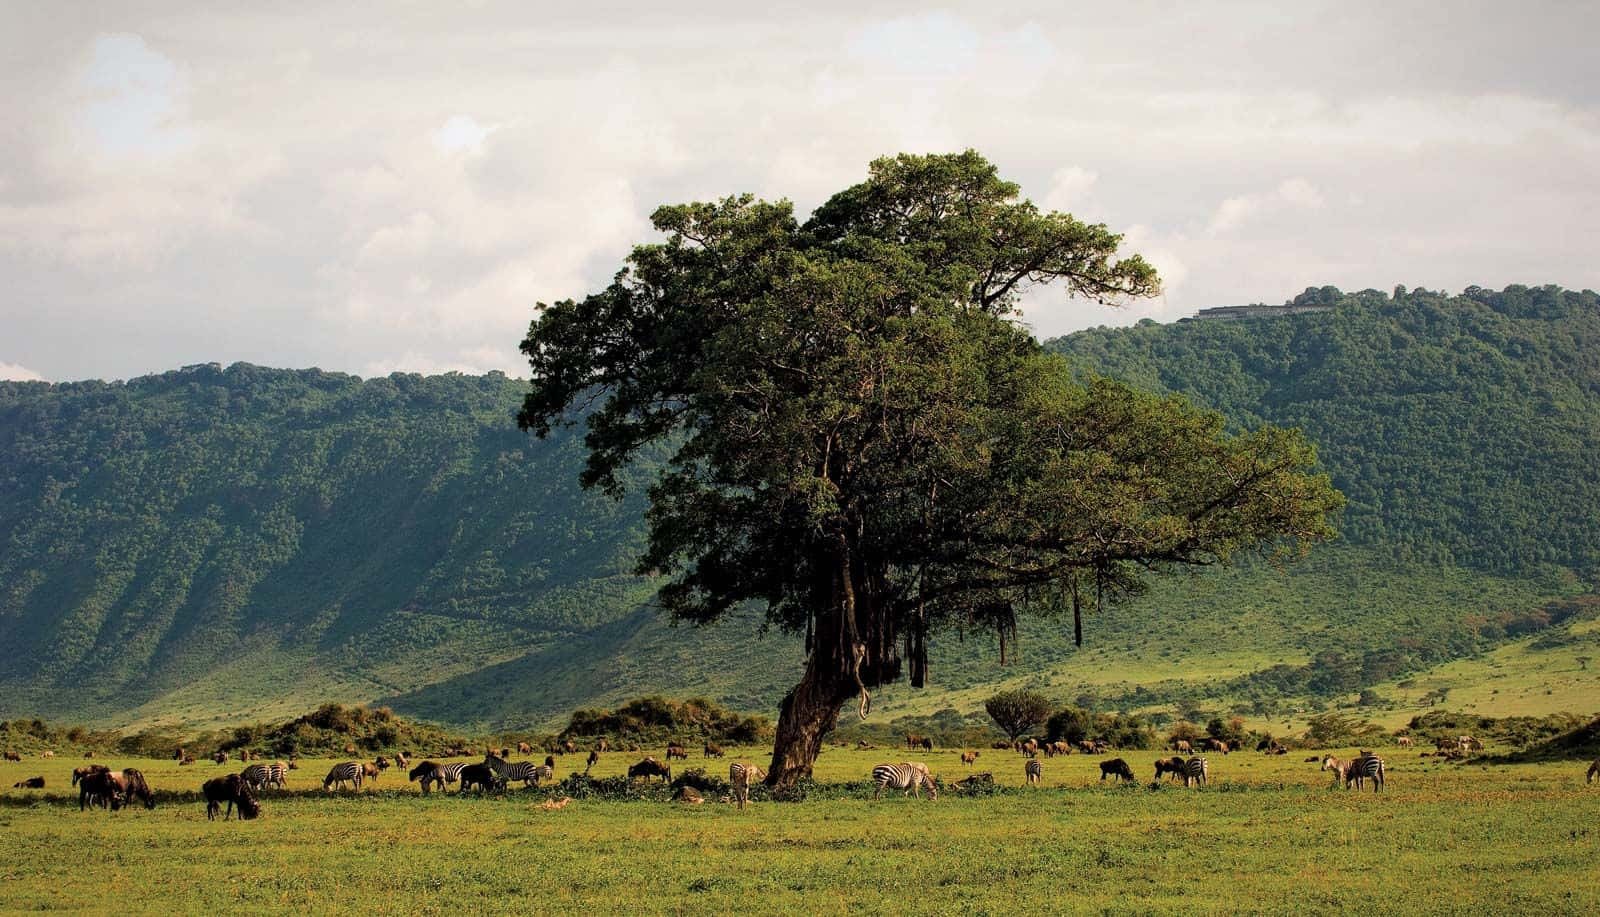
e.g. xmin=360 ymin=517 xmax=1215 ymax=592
xmin=984 ymin=690 xmax=1054 ymax=741
xmin=518 ymin=150 xmax=1343 ymax=783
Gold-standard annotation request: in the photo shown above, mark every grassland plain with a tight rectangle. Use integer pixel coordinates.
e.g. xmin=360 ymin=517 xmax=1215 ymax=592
xmin=1 ymin=748 xmax=1596 ymax=915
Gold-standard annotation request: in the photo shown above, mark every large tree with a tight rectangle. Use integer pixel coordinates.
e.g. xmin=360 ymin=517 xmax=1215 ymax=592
xmin=518 ymin=151 xmax=1342 ymax=786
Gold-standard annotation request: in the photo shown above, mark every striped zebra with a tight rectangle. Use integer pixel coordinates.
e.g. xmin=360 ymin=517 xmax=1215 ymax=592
xmin=483 ymin=752 xmax=552 ymax=788
xmin=1344 ymin=753 xmax=1385 ymax=793
xmin=729 ymin=762 xmax=765 ymax=810
xmin=871 ymin=762 xmax=937 ymax=800
xmin=1025 ymin=759 xmax=1042 ymax=784
xmin=409 ymin=761 xmax=466 ymax=795
xmin=1181 ymin=756 xmax=1209 ymax=787
xmin=323 ymin=761 xmax=364 ymax=791
xmin=240 ymin=762 xmax=286 ymax=792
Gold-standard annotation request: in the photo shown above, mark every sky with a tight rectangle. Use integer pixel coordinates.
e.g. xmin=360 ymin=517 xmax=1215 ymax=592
xmin=2 ymin=1 xmax=1597 ymax=382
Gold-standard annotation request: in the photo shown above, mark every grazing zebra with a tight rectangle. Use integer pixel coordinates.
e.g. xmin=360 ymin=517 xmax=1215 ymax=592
xmin=729 ymin=762 xmax=765 ymax=810
xmin=1180 ymin=756 xmax=1209 ymax=787
xmin=240 ymin=762 xmax=286 ymax=792
xmin=871 ymin=762 xmax=937 ymax=800
xmin=1025 ymin=759 xmax=1042 ymax=785
xmin=323 ymin=761 xmax=364 ymax=791
xmin=409 ymin=761 xmax=465 ymax=795
xmin=1320 ymin=755 xmax=1353 ymax=787
xmin=482 ymin=752 xmax=551 ymax=788
xmin=1345 ymin=754 xmax=1385 ymax=793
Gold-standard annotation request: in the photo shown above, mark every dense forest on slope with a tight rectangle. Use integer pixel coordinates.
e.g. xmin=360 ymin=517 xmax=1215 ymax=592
xmin=1051 ymin=284 xmax=1600 ymax=582
xmin=1 ymin=284 xmax=1596 ymax=729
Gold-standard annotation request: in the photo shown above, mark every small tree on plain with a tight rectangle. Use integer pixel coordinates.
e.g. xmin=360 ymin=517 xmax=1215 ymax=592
xmin=984 ymin=690 xmax=1054 ymax=741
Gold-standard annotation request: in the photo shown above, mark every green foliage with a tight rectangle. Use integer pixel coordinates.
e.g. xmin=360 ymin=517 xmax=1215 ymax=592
xmin=560 ymin=696 xmax=771 ymax=745
xmin=1407 ymin=710 xmax=1591 ymax=752
xmin=983 ymin=690 xmax=1054 ymax=740
xmin=1052 ymin=284 xmax=1600 ymax=585
xmin=1300 ymin=712 xmax=1389 ymax=748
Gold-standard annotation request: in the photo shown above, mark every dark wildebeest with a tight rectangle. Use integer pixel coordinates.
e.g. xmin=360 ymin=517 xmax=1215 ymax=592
xmin=666 ymin=743 xmax=688 ymax=761
xmin=13 ymin=776 xmax=44 ymax=788
xmin=212 ymin=751 xmax=229 ymax=765
xmin=961 ymin=751 xmax=979 ymax=767
xmin=596 ymin=738 xmax=611 ymax=752
xmin=704 ymin=742 xmax=725 ymax=758
xmin=585 ymin=750 xmax=599 ymax=775
xmin=3 ymin=751 xmax=20 ymax=761
xmin=457 ymin=763 xmax=503 ymax=795
xmin=1099 ymin=758 xmax=1136 ymax=783
xmin=79 ymin=771 xmax=123 ymax=810
xmin=1171 ymin=740 xmax=1192 ymax=754
xmin=203 ymin=774 xmax=260 ymax=820
xmin=517 ymin=742 xmax=533 ymax=755
xmin=628 ymin=757 xmax=672 ymax=783
xmin=561 ymin=740 xmax=577 ymax=754
xmin=1154 ymin=756 xmax=1187 ymax=782
xmin=1203 ymin=737 xmax=1230 ymax=755
xmin=73 ymin=764 xmax=110 ymax=786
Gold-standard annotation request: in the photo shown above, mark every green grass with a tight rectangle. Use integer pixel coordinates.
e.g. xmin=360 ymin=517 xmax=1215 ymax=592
xmin=3 ymin=749 xmax=1596 ymax=914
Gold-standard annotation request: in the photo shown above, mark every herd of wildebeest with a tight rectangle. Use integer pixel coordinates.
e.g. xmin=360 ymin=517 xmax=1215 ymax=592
xmin=6 ymin=732 xmax=1598 ymax=821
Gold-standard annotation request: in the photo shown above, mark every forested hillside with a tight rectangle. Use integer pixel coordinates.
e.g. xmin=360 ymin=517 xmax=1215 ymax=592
xmin=1052 ymin=284 xmax=1600 ymax=582
xmin=2 ymin=284 xmax=1596 ymax=730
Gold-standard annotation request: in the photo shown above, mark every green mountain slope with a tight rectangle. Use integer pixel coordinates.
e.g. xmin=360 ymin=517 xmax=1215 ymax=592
xmin=2 ymin=284 xmax=1597 ymax=730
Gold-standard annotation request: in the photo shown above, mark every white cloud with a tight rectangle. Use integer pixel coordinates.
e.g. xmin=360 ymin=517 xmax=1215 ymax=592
xmin=0 ymin=361 xmax=46 ymax=381
xmin=1 ymin=3 xmax=1597 ymax=380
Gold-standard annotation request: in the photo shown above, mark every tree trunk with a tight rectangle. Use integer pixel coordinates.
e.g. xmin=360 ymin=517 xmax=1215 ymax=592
xmin=765 ymin=653 xmax=858 ymax=787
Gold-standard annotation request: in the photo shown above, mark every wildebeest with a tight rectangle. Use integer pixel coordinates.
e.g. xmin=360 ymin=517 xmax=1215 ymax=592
xmin=1171 ymin=739 xmax=1192 ymax=754
xmin=517 ymin=742 xmax=533 ymax=755
xmin=1079 ymin=739 xmax=1108 ymax=754
xmin=990 ymin=740 xmax=1011 ymax=750
xmin=905 ymin=733 xmax=925 ymax=751
xmin=1021 ymin=739 xmax=1039 ymax=758
xmin=1203 ymin=738 xmax=1230 ymax=755
xmin=628 ymin=757 xmax=672 ymax=783
xmin=704 ymin=742 xmax=724 ymax=758
xmin=561 ymin=740 xmax=577 ymax=754
xmin=596 ymin=738 xmax=611 ymax=752
xmin=1099 ymin=758 xmax=1135 ymax=783
xmin=457 ymin=763 xmax=504 ymax=795
xmin=961 ymin=750 xmax=979 ymax=767
xmin=3 ymin=751 xmax=20 ymax=761
xmin=361 ymin=762 xmax=380 ymax=783
xmin=212 ymin=751 xmax=229 ymax=765
xmin=41 ymin=750 xmax=55 ymax=758
xmin=666 ymin=743 xmax=688 ymax=761
xmin=73 ymin=764 xmax=109 ymax=786
xmin=1154 ymin=756 xmax=1187 ymax=782
xmin=13 ymin=776 xmax=44 ymax=788
xmin=238 ymin=749 xmax=252 ymax=763
xmin=585 ymin=750 xmax=600 ymax=775
xmin=393 ymin=752 xmax=409 ymax=770
xmin=374 ymin=756 xmax=391 ymax=771
xmin=78 ymin=771 xmax=124 ymax=811
xmin=178 ymin=755 xmax=195 ymax=766
xmin=1396 ymin=736 xmax=1413 ymax=748
xmin=202 ymin=774 xmax=260 ymax=821
xmin=174 ymin=747 xmax=186 ymax=761
xmin=1587 ymin=758 xmax=1599 ymax=784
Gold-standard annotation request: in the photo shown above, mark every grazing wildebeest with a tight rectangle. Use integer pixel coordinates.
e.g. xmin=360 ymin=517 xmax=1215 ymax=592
xmin=1587 ymin=758 xmax=1599 ymax=784
xmin=13 ymin=776 xmax=44 ymax=788
xmin=1396 ymin=736 xmax=1413 ymax=748
xmin=666 ymin=743 xmax=688 ymax=761
xmin=704 ymin=742 xmax=724 ymax=758
xmin=628 ymin=757 xmax=672 ymax=783
xmin=561 ymin=740 xmax=577 ymax=754
xmin=517 ymin=742 xmax=533 ymax=755
xmin=374 ymin=756 xmax=391 ymax=771
xmin=73 ymin=764 xmax=110 ymax=786
xmin=203 ymin=774 xmax=259 ymax=821
xmin=585 ymin=750 xmax=599 ymax=775
xmin=991 ymin=741 xmax=1012 ymax=750
xmin=78 ymin=771 xmax=125 ymax=811
xmin=174 ymin=747 xmax=186 ymax=761
xmin=596 ymin=738 xmax=611 ymax=752
xmin=212 ymin=751 xmax=229 ymax=765
xmin=3 ymin=751 xmax=20 ymax=761
xmin=1021 ymin=739 xmax=1039 ymax=758
xmin=1171 ymin=740 xmax=1192 ymax=754
xmin=920 ymin=737 xmax=933 ymax=753
xmin=905 ymin=734 xmax=925 ymax=751
xmin=1204 ymin=738 xmax=1230 ymax=755
xmin=1154 ymin=756 xmax=1187 ymax=782
xmin=1099 ymin=758 xmax=1136 ymax=783
xmin=961 ymin=751 xmax=979 ymax=767
xmin=457 ymin=763 xmax=504 ymax=795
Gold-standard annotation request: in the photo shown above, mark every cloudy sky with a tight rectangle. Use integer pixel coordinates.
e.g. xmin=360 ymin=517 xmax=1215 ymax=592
xmin=3 ymin=1 xmax=1597 ymax=382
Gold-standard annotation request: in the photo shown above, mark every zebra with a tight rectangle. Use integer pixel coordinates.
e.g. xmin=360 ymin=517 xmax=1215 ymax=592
xmin=871 ymin=762 xmax=937 ymax=800
xmin=1180 ymin=756 xmax=1209 ymax=787
xmin=410 ymin=761 xmax=465 ymax=795
xmin=1345 ymin=753 xmax=1385 ymax=793
xmin=323 ymin=761 xmax=364 ymax=791
xmin=729 ymin=762 xmax=765 ymax=810
xmin=483 ymin=752 xmax=551 ymax=788
xmin=240 ymin=762 xmax=286 ymax=792
xmin=1025 ymin=759 xmax=1042 ymax=785
xmin=1320 ymin=755 xmax=1352 ymax=787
